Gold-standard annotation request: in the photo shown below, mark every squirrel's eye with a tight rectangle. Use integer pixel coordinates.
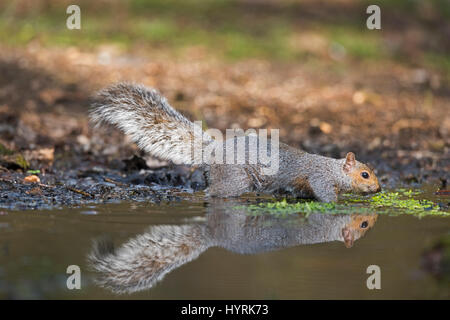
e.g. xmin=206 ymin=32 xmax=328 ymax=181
xmin=360 ymin=221 xmax=369 ymax=228
xmin=361 ymin=171 xmax=369 ymax=179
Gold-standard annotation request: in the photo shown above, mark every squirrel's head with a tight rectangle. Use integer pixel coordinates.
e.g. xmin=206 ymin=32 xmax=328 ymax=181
xmin=342 ymin=152 xmax=381 ymax=195
xmin=341 ymin=214 xmax=378 ymax=248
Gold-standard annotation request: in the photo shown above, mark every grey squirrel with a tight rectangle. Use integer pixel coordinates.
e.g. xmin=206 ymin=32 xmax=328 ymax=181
xmin=90 ymin=83 xmax=381 ymax=202
xmin=88 ymin=201 xmax=378 ymax=294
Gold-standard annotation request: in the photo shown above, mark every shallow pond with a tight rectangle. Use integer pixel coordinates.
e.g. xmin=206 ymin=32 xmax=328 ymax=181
xmin=0 ymin=187 xmax=449 ymax=299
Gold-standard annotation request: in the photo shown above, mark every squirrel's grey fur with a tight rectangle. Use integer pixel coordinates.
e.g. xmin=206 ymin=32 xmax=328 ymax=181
xmin=88 ymin=201 xmax=377 ymax=294
xmin=90 ymin=83 xmax=213 ymax=165
xmin=90 ymin=83 xmax=381 ymax=202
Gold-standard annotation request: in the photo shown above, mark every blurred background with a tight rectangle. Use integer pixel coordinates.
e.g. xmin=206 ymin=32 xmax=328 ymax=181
xmin=0 ymin=0 xmax=449 ymax=185
xmin=0 ymin=0 xmax=449 ymax=300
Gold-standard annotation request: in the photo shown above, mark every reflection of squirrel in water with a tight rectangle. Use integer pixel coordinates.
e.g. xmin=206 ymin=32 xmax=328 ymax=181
xmin=90 ymin=83 xmax=381 ymax=202
xmin=88 ymin=202 xmax=378 ymax=294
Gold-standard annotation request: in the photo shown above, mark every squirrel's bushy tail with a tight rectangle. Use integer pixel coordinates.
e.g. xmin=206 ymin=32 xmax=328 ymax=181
xmin=90 ymin=83 xmax=212 ymax=165
xmin=88 ymin=225 xmax=210 ymax=294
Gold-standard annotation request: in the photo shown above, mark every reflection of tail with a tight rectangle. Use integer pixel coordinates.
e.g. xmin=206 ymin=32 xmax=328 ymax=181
xmin=88 ymin=224 xmax=210 ymax=294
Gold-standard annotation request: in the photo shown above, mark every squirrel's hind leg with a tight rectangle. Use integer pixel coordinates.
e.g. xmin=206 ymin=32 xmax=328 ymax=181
xmin=207 ymin=165 xmax=254 ymax=197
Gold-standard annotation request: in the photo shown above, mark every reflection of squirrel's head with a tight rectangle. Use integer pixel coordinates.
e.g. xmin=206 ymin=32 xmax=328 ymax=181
xmin=341 ymin=214 xmax=378 ymax=248
xmin=343 ymin=152 xmax=381 ymax=195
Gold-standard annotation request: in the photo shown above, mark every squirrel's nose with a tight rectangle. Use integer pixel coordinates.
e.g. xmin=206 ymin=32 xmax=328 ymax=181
xmin=376 ymin=185 xmax=382 ymax=193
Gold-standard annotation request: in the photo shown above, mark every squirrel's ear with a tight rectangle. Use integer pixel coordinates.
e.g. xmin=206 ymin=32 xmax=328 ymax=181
xmin=343 ymin=152 xmax=356 ymax=173
xmin=342 ymin=227 xmax=354 ymax=248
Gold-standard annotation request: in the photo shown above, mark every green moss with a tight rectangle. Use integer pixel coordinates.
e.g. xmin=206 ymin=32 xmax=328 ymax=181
xmin=235 ymin=189 xmax=449 ymax=218
xmin=325 ymin=26 xmax=386 ymax=60
xmin=424 ymin=53 xmax=450 ymax=81
xmin=363 ymin=191 xmax=443 ymax=217
xmin=14 ymin=154 xmax=29 ymax=170
xmin=0 ymin=143 xmax=14 ymax=156
xmin=236 ymin=198 xmax=372 ymax=217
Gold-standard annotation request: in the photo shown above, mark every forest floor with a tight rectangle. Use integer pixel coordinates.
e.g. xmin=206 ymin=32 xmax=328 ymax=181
xmin=0 ymin=0 xmax=449 ymax=209
xmin=0 ymin=44 xmax=448 ymax=210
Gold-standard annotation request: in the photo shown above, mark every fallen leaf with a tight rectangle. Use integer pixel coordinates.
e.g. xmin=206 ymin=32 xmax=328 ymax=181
xmin=27 ymin=186 xmax=43 ymax=195
xmin=39 ymin=88 xmax=65 ymax=105
xmin=319 ymin=122 xmax=332 ymax=134
xmin=24 ymin=175 xmax=41 ymax=183
xmin=24 ymin=148 xmax=54 ymax=164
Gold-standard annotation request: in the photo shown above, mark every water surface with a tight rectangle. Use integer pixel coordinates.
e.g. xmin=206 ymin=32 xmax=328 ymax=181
xmin=0 ymin=193 xmax=449 ymax=299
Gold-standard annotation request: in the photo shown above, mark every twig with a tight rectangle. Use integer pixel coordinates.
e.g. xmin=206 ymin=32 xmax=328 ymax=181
xmin=39 ymin=183 xmax=56 ymax=189
xmin=104 ymin=177 xmax=128 ymax=187
xmin=0 ymin=177 xmax=15 ymax=184
xmin=435 ymin=190 xmax=450 ymax=196
xmin=66 ymin=186 xmax=94 ymax=198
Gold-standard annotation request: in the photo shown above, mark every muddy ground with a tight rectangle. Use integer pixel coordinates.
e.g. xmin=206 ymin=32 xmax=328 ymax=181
xmin=0 ymin=46 xmax=448 ymax=210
